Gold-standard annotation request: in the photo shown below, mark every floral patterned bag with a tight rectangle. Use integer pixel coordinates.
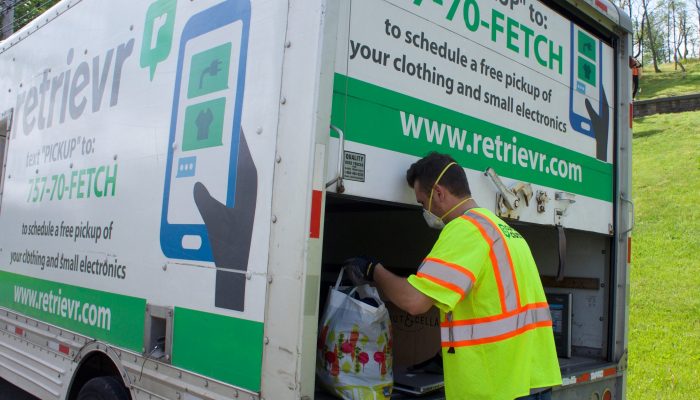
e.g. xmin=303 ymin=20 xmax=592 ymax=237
xmin=317 ymin=268 xmax=393 ymax=399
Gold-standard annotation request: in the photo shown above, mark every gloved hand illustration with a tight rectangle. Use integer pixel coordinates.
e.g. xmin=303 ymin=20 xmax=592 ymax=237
xmin=194 ymin=129 xmax=258 ymax=311
xmin=585 ymin=89 xmax=610 ymax=162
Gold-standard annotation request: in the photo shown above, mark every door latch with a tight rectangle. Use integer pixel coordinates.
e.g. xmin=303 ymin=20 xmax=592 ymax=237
xmin=484 ymin=167 xmax=532 ymax=219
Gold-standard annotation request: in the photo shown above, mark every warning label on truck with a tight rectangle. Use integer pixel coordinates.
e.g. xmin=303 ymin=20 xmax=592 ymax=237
xmin=343 ymin=151 xmax=366 ymax=182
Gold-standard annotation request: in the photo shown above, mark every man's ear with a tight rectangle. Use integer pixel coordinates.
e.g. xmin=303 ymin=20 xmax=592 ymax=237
xmin=433 ymin=184 xmax=446 ymax=202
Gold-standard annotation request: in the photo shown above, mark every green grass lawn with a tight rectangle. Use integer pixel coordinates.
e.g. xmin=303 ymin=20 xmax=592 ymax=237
xmin=628 ymin=110 xmax=700 ymax=399
xmin=636 ymin=59 xmax=700 ymax=100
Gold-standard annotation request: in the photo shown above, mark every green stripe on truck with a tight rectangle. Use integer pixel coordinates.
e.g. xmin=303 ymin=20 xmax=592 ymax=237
xmin=172 ymin=307 xmax=264 ymax=392
xmin=331 ymin=74 xmax=613 ymax=202
xmin=0 ymin=271 xmax=265 ymax=391
xmin=0 ymin=271 xmax=145 ymax=352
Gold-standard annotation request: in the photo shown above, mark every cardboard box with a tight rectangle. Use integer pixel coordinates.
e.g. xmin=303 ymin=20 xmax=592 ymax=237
xmin=387 ymin=303 xmax=441 ymax=367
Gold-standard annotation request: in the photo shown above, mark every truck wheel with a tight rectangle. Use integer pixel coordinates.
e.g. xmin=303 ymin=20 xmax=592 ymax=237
xmin=76 ymin=376 xmax=129 ymax=400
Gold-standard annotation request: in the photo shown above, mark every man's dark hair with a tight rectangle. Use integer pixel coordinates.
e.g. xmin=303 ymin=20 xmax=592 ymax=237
xmin=406 ymin=152 xmax=470 ymax=196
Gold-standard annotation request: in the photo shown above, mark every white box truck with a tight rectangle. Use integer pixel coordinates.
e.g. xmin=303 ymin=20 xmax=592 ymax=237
xmin=0 ymin=0 xmax=634 ymax=398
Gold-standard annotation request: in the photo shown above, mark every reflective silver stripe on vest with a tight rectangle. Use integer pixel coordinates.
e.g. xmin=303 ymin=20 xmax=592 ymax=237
xmin=418 ymin=259 xmax=474 ymax=296
xmin=440 ymin=305 xmax=552 ymax=345
xmin=464 ymin=211 xmax=520 ymax=312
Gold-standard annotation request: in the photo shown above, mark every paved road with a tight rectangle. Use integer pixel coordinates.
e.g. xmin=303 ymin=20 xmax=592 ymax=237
xmin=0 ymin=377 xmax=39 ymax=400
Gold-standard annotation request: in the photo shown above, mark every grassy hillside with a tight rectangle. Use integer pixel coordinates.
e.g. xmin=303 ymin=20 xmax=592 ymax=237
xmin=636 ymin=59 xmax=700 ymax=100
xmin=628 ymin=110 xmax=700 ymax=399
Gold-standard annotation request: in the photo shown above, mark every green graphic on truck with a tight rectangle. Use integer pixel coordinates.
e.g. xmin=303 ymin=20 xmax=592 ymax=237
xmin=140 ymin=0 xmax=177 ymax=81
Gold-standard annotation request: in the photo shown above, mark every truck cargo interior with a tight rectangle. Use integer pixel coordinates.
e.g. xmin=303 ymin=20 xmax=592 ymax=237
xmin=315 ymin=193 xmax=613 ymax=397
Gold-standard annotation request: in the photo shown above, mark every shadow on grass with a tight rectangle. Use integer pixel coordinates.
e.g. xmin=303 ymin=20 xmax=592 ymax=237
xmin=633 ymin=129 xmax=664 ymax=139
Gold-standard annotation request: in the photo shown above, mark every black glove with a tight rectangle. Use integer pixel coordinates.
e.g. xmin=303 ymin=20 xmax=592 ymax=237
xmin=342 ymin=256 xmax=381 ymax=285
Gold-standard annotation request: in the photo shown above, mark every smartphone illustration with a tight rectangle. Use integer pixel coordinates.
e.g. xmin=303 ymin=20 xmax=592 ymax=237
xmin=569 ymin=22 xmax=603 ymax=138
xmin=161 ymin=0 xmax=250 ymax=262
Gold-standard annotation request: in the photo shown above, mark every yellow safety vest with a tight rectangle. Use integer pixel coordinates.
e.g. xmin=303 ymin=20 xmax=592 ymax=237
xmin=408 ymin=208 xmax=561 ymax=399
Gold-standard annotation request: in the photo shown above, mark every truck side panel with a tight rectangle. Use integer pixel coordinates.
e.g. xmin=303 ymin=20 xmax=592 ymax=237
xmin=0 ymin=0 xmax=290 ymax=394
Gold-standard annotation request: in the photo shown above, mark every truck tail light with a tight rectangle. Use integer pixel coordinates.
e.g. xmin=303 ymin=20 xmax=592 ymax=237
xmin=595 ymin=0 xmax=609 ymax=12
xmin=628 ymin=237 xmax=632 ymax=263
xmin=603 ymin=388 xmax=612 ymax=400
xmin=309 ymin=190 xmax=322 ymax=238
xmin=629 ymin=104 xmax=633 ymax=128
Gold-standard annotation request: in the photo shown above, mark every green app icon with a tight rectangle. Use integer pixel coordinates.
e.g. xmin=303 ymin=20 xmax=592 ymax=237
xmin=577 ymin=30 xmax=596 ymax=62
xmin=141 ymin=0 xmax=177 ymax=81
xmin=182 ymin=98 xmax=226 ymax=151
xmin=187 ymin=43 xmax=232 ymax=99
xmin=578 ymin=56 xmax=596 ymax=87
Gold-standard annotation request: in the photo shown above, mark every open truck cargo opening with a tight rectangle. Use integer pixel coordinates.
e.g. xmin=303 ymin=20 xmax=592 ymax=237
xmin=0 ymin=0 xmax=633 ymax=399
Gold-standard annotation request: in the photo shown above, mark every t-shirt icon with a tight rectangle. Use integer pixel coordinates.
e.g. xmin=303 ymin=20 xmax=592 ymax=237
xmin=196 ymin=108 xmax=214 ymax=140
xmin=577 ymin=56 xmax=596 ymax=87
xmin=182 ymin=98 xmax=225 ymax=151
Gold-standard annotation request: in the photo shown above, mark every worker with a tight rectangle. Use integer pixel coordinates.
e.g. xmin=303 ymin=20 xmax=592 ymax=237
xmin=345 ymin=152 xmax=561 ymax=400
xmin=631 ymin=58 xmax=641 ymax=99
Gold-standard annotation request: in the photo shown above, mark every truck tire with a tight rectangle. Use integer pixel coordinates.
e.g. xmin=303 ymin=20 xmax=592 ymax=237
xmin=76 ymin=376 xmax=129 ymax=400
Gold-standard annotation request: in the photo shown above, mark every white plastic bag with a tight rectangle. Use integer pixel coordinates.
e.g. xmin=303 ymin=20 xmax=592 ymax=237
xmin=316 ymin=268 xmax=393 ymax=399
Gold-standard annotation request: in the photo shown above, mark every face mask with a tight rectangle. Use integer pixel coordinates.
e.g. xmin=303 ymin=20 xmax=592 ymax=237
xmin=423 ymin=208 xmax=446 ymax=230
xmin=422 ymin=162 xmax=471 ymax=229
xmin=422 ymin=198 xmax=472 ymax=230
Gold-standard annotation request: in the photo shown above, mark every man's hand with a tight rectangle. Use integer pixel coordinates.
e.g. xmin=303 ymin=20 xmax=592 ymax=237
xmin=342 ymin=256 xmax=381 ymax=286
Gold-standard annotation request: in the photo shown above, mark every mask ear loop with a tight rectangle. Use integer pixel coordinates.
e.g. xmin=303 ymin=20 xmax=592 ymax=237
xmin=440 ymin=197 xmax=472 ymax=220
xmin=428 ymin=162 xmax=457 ymax=214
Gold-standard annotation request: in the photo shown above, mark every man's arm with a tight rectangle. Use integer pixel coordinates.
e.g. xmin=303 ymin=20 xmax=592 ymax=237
xmin=373 ymin=264 xmax=434 ymax=316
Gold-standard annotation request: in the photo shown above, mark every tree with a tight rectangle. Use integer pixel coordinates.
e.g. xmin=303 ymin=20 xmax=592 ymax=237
xmin=615 ymin=0 xmax=648 ymax=60
xmin=634 ymin=9 xmax=647 ymax=59
xmin=690 ymin=35 xmax=699 ymax=58
xmin=642 ymin=0 xmax=663 ymax=71
xmin=0 ymin=1 xmax=15 ymax=40
xmin=666 ymin=0 xmax=672 ymax=62
xmin=678 ymin=4 xmax=689 ymax=60
xmin=11 ymin=0 xmax=60 ymax=33
xmin=670 ymin=0 xmax=686 ymax=71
